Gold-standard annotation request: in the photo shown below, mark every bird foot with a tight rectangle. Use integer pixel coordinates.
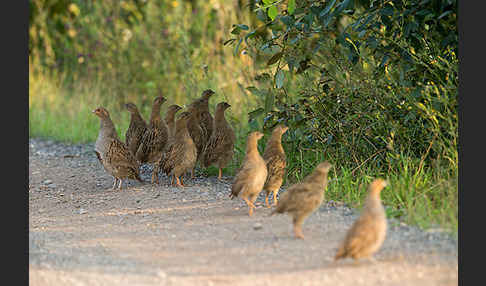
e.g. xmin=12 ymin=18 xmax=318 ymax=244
xmin=294 ymin=227 xmax=305 ymax=239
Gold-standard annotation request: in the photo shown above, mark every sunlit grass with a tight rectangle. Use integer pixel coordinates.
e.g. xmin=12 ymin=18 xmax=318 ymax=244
xmin=28 ymin=0 xmax=456 ymax=237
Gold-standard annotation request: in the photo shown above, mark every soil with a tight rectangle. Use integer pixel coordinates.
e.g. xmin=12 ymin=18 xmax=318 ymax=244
xmin=29 ymin=138 xmax=458 ymax=286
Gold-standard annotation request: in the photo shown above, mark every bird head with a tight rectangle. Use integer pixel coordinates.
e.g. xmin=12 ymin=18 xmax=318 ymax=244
xmin=368 ymin=178 xmax=388 ymax=194
xmin=201 ymin=89 xmax=215 ymax=100
xmin=250 ymin=131 xmax=264 ymax=141
xmin=92 ymin=107 xmax=110 ymax=118
xmin=168 ymin=104 xmax=182 ymax=113
xmin=153 ymin=96 xmax=166 ymax=106
xmin=275 ymin=124 xmax=289 ymax=135
xmin=124 ymin=103 xmax=138 ymax=113
xmin=217 ymin=102 xmax=231 ymax=111
xmin=315 ymin=161 xmax=333 ymax=174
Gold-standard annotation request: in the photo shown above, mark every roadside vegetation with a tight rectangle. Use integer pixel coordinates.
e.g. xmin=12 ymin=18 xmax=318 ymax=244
xmin=29 ymin=0 xmax=457 ymax=234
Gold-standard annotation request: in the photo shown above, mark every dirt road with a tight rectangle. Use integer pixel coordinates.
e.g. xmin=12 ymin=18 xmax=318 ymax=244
xmin=29 ymin=138 xmax=458 ymax=286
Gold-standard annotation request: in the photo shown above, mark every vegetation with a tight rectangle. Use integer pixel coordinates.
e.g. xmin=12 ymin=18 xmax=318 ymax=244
xmin=29 ymin=0 xmax=457 ymax=234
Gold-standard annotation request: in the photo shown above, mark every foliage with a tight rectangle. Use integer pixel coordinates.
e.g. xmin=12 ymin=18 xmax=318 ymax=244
xmin=29 ymin=0 xmax=260 ymax=112
xmin=229 ymin=0 xmax=457 ymax=175
xmin=28 ymin=0 xmax=457 ymax=233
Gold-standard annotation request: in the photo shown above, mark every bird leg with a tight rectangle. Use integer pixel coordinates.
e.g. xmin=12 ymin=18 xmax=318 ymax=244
xmin=112 ymin=178 xmax=118 ymax=190
xmin=151 ymin=169 xmax=159 ymax=185
xmin=175 ymin=176 xmax=184 ymax=188
xmin=117 ymin=179 xmax=123 ymax=190
xmin=170 ymin=175 xmax=175 ymax=186
xmin=293 ymin=216 xmax=305 ymax=239
xmin=243 ymin=197 xmax=256 ymax=216
xmin=218 ymin=168 xmax=222 ymax=180
xmin=293 ymin=224 xmax=305 ymax=239
xmin=264 ymin=194 xmax=271 ymax=208
xmin=191 ymin=168 xmax=195 ymax=179
xmin=272 ymin=190 xmax=279 ymax=206
xmin=180 ymin=175 xmax=185 ymax=186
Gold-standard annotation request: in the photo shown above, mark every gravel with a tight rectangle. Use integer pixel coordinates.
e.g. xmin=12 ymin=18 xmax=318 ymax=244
xmin=29 ymin=138 xmax=458 ymax=286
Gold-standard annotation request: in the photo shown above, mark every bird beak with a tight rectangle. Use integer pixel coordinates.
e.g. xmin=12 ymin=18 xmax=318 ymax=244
xmin=91 ymin=109 xmax=96 ymax=113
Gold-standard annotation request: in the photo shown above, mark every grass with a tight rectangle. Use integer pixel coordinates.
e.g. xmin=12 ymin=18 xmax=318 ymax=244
xmin=29 ymin=0 xmax=457 ymax=237
xmin=29 ymin=69 xmax=458 ymax=236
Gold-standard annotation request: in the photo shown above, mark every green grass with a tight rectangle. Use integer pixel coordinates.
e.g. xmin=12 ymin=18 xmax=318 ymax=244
xmin=28 ymin=0 xmax=457 ymax=237
xmin=29 ymin=66 xmax=457 ymax=237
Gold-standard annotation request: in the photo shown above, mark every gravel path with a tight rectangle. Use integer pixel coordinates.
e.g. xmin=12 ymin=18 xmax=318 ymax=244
xmin=29 ymin=138 xmax=458 ymax=286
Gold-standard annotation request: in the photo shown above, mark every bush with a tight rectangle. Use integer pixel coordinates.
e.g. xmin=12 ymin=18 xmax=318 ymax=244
xmin=229 ymin=0 xmax=457 ymax=177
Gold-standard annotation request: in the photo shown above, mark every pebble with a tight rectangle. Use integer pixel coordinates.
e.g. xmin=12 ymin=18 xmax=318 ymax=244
xmin=253 ymin=223 xmax=263 ymax=230
xmin=43 ymin=180 xmax=53 ymax=185
xmin=79 ymin=208 xmax=88 ymax=214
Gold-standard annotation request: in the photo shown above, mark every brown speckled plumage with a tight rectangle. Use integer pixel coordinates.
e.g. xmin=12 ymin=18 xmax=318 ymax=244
xmin=135 ymin=96 xmax=169 ymax=183
xmin=93 ymin=107 xmax=143 ymax=190
xmin=202 ymin=102 xmax=235 ymax=180
xmin=165 ymin=104 xmax=182 ymax=141
xmin=187 ymin=89 xmax=215 ymax=174
xmin=271 ymin=161 xmax=332 ymax=239
xmin=157 ymin=111 xmax=197 ymax=187
xmin=335 ymin=179 xmax=388 ymax=261
xmin=229 ymin=131 xmax=267 ymax=216
xmin=262 ymin=125 xmax=288 ymax=207
xmin=124 ymin=103 xmax=148 ymax=156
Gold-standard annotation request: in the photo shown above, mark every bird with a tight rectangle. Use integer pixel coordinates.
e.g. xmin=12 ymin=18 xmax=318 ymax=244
xmin=124 ymin=102 xmax=148 ymax=156
xmin=93 ymin=107 xmax=143 ymax=190
xmin=164 ymin=104 xmax=182 ymax=141
xmin=201 ymin=102 xmax=236 ymax=180
xmin=262 ymin=124 xmax=288 ymax=207
xmin=229 ymin=131 xmax=267 ymax=216
xmin=157 ymin=111 xmax=197 ymax=187
xmin=187 ymin=89 xmax=215 ymax=177
xmin=135 ymin=96 xmax=169 ymax=184
xmin=270 ymin=161 xmax=332 ymax=239
xmin=334 ymin=179 xmax=388 ymax=262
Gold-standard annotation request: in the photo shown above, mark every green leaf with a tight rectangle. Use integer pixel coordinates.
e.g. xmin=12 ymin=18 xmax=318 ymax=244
xmin=334 ymin=0 xmax=351 ymax=15
xmin=288 ymin=0 xmax=296 ymax=15
xmin=255 ymin=73 xmax=272 ymax=82
xmin=380 ymin=5 xmax=394 ymax=17
xmin=248 ymin=108 xmax=265 ymax=121
xmin=437 ymin=10 xmax=452 ymax=20
xmin=244 ymin=30 xmax=257 ymax=45
xmin=267 ymin=51 xmax=283 ymax=66
xmin=268 ymin=5 xmax=278 ymax=21
xmin=236 ymin=24 xmax=249 ymax=30
xmin=281 ymin=15 xmax=294 ymax=27
xmin=320 ymin=0 xmax=337 ymax=17
xmin=275 ymin=70 xmax=285 ymax=88
xmin=230 ymin=26 xmax=241 ymax=35
xmin=223 ymin=38 xmax=236 ymax=46
xmin=233 ymin=38 xmax=243 ymax=56
xmin=246 ymin=86 xmax=266 ymax=97
xmin=264 ymin=91 xmax=275 ymax=112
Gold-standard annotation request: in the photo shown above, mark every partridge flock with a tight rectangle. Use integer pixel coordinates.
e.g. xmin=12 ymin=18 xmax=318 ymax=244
xmin=92 ymin=89 xmax=390 ymax=262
